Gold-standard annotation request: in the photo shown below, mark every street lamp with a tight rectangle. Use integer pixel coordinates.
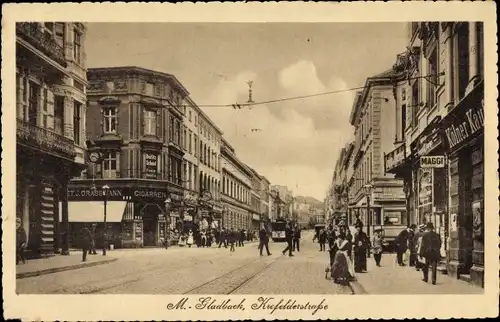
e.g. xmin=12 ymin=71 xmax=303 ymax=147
xmin=362 ymin=183 xmax=374 ymax=258
xmin=102 ymin=184 xmax=110 ymax=256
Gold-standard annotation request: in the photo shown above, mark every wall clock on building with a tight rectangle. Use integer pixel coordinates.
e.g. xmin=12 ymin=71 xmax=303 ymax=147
xmin=88 ymin=151 xmax=101 ymax=163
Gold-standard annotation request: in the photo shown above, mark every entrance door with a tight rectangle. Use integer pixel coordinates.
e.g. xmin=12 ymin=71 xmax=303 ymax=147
xmin=141 ymin=204 xmax=161 ymax=247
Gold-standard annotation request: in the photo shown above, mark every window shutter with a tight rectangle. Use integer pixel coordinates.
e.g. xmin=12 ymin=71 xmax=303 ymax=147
xmin=46 ymin=89 xmax=55 ymax=129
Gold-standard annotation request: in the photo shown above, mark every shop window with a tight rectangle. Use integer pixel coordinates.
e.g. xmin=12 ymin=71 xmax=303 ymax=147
xmin=103 ymin=106 xmax=117 ymax=134
xmin=102 ymin=151 xmax=118 ymax=178
xmin=383 ymin=211 xmax=403 ymax=226
xmin=143 ymin=109 xmax=157 ymax=135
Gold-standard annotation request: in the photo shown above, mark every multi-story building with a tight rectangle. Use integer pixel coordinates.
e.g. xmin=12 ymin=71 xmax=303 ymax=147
xmin=259 ymin=176 xmax=271 ymax=227
xmin=197 ymin=107 xmax=224 ymax=227
xmin=68 ymin=66 xmax=190 ymax=248
xmin=248 ymin=167 xmax=263 ymax=231
xmin=16 ymin=22 xmax=88 ymax=256
xmin=220 ymin=139 xmax=252 ymax=231
xmin=347 ymin=68 xmax=407 ymax=241
xmin=271 ymin=185 xmax=294 ymax=219
xmin=384 ymin=22 xmax=484 ymax=287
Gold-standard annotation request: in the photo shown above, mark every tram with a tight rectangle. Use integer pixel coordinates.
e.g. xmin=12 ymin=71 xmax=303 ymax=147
xmin=270 ymin=218 xmax=287 ymax=242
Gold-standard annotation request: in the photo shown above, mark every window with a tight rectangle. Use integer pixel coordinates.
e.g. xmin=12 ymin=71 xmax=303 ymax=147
xmin=73 ymin=29 xmax=82 ymax=64
xmin=195 ymin=115 xmax=198 ymax=126
xmin=42 ymin=88 xmax=49 ymax=129
xmin=455 ymin=23 xmax=470 ymax=101
xmin=183 ymin=128 xmax=187 ymax=150
xmin=54 ymin=96 xmax=64 ymax=135
xmin=28 ymin=81 xmax=39 ymax=126
xmin=411 ymin=81 xmax=419 ymax=128
xmin=402 ymin=104 xmax=407 ymax=137
xmin=144 ymin=109 xmax=157 ymax=135
xmin=169 ymin=115 xmax=175 ymax=143
xmin=189 ymin=131 xmax=192 ymax=154
xmin=145 ymin=83 xmax=154 ymax=96
xmin=194 ymin=135 xmax=198 ymax=157
xmin=54 ymin=22 xmax=65 ymax=48
xmin=102 ymin=151 xmax=118 ymax=178
xmin=103 ymin=106 xmax=117 ymax=133
xmin=74 ymin=101 xmax=81 ymax=145
xmin=427 ymin=49 xmax=438 ymax=109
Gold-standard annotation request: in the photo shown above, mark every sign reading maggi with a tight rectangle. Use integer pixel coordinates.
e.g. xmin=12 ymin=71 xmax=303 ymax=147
xmin=420 ymin=156 xmax=445 ymax=168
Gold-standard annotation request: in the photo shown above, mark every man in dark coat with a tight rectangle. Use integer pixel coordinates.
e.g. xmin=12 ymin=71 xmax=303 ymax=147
xmin=259 ymin=227 xmax=272 ymax=256
xmin=228 ymin=228 xmax=236 ymax=252
xmin=16 ymin=218 xmax=27 ymax=265
xmin=395 ymin=225 xmax=415 ymax=266
xmin=281 ymin=222 xmax=294 ymax=257
xmin=353 ymin=224 xmax=369 ymax=272
xmin=89 ymin=223 xmax=97 ymax=255
xmin=218 ymin=228 xmax=228 ymax=248
xmin=239 ymin=229 xmax=245 ymax=247
xmin=292 ymin=224 xmax=301 ymax=252
xmin=80 ymin=225 xmax=92 ymax=262
xmin=419 ymin=222 xmax=442 ymax=285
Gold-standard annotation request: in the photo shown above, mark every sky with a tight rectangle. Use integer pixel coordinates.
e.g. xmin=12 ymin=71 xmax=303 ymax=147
xmin=85 ymin=23 xmax=408 ymax=200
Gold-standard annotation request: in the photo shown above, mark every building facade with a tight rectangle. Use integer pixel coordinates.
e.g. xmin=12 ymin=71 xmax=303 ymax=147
xmin=271 ymin=185 xmax=294 ymax=220
xmin=196 ymin=107 xmax=224 ymax=227
xmin=248 ymin=167 xmax=263 ymax=230
xmin=68 ymin=66 xmax=190 ymax=248
xmin=348 ymin=69 xmax=407 ymax=240
xmin=259 ymin=176 xmax=271 ymax=227
xmin=384 ymin=22 xmax=484 ymax=287
xmin=220 ymin=139 xmax=252 ymax=231
xmin=16 ymin=22 xmax=88 ymax=256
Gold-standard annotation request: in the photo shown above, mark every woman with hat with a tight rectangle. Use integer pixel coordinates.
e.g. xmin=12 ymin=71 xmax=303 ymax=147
xmin=330 ymin=230 xmax=355 ymax=285
xmin=353 ymin=222 xmax=369 ymax=273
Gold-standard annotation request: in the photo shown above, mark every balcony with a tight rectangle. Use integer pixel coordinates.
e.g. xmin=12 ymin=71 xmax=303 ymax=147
xmin=17 ymin=119 xmax=76 ymax=160
xmin=384 ymin=143 xmax=407 ymax=176
xmin=16 ymin=22 xmax=67 ymax=68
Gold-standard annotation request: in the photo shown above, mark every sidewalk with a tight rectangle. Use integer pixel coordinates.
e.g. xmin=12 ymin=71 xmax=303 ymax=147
xmin=351 ymin=253 xmax=483 ymax=294
xmin=16 ymin=252 xmax=117 ymax=279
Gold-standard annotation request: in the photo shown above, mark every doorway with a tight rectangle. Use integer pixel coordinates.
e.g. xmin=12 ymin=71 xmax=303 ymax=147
xmin=141 ymin=204 xmax=162 ymax=247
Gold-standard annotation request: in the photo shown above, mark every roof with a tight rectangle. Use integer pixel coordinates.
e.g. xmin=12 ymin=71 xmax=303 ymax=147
xmin=185 ymin=96 xmax=224 ymax=135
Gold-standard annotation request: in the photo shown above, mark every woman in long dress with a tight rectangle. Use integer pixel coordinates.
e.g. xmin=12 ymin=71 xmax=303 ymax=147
xmin=187 ymin=229 xmax=194 ymax=248
xmin=331 ymin=232 xmax=355 ymax=285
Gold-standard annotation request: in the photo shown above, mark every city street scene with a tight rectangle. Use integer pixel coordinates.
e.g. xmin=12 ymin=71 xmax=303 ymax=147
xmin=14 ymin=20 xmax=486 ymax=297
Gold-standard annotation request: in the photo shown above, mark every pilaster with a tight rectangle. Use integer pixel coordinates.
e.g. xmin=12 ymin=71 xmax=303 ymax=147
xmin=63 ymin=94 xmax=74 ymax=140
xmin=466 ymin=22 xmax=480 ymax=95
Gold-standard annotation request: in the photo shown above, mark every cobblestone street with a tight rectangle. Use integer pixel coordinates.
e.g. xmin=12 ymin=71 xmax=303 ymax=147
xmin=17 ymin=231 xmax=351 ymax=295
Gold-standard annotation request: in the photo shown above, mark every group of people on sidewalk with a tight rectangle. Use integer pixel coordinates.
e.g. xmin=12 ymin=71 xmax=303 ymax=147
xmin=395 ymin=222 xmax=442 ymax=285
xmin=257 ymin=221 xmax=302 ymax=257
xmin=176 ymin=227 xmax=257 ymax=252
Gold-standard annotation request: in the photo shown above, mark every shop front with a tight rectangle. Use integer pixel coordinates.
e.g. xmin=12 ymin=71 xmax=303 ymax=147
xmin=441 ymin=81 xmax=484 ymax=287
xmin=66 ymin=181 xmax=183 ymax=248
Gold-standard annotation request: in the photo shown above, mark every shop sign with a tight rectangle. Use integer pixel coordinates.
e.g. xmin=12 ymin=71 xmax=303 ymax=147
xmin=420 ymin=156 xmax=445 ymax=168
xmin=252 ymin=214 xmax=261 ymax=221
xmin=443 ymin=102 xmax=484 ymax=150
xmin=183 ymin=191 xmax=198 ymax=205
xmin=169 ymin=192 xmax=183 ymax=202
xmin=144 ymin=154 xmax=158 ymax=179
xmin=68 ymin=187 xmax=169 ymax=201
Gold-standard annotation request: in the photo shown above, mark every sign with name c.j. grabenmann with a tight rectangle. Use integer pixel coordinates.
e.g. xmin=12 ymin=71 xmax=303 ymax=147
xmin=420 ymin=156 xmax=445 ymax=168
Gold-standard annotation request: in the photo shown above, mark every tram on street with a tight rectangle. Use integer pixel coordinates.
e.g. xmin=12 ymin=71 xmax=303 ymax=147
xmin=270 ymin=218 xmax=287 ymax=242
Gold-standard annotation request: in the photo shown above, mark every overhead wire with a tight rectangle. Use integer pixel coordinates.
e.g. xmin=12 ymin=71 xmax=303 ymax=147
xmin=175 ymin=73 xmax=444 ymax=109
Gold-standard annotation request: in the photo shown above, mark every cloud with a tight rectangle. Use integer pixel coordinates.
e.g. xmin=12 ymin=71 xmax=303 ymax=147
xmin=201 ymin=61 xmax=354 ymax=200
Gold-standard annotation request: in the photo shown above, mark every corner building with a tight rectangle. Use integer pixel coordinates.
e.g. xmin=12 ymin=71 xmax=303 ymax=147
xmin=384 ymin=22 xmax=484 ymax=287
xmin=68 ymin=66 xmax=189 ymax=248
xmin=16 ymin=22 xmax=88 ymax=256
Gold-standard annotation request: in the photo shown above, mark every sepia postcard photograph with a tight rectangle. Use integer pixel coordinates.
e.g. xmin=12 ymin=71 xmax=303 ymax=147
xmin=2 ymin=2 xmax=498 ymax=321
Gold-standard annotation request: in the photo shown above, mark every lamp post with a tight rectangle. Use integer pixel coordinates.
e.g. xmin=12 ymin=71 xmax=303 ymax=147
xmin=102 ymin=184 xmax=110 ymax=256
xmin=362 ymin=183 xmax=374 ymax=258
xmin=164 ymin=198 xmax=171 ymax=248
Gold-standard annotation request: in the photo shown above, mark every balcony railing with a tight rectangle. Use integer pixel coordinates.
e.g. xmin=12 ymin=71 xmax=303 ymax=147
xmin=17 ymin=118 xmax=76 ymax=159
xmin=384 ymin=143 xmax=407 ymax=174
xmin=16 ymin=22 xmax=67 ymax=67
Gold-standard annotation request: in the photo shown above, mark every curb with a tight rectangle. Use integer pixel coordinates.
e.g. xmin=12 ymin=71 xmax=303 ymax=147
xmin=348 ymin=280 xmax=368 ymax=295
xmin=16 ymin=258 xmax=118 ymax=279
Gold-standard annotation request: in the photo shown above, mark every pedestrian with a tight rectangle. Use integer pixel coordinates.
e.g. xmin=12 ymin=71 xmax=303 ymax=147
xmin=408 ymin=224 xmax=419 ymax=267
xmin=281 ymin=222 xmax=294 ymax=257
xmin=395 ymin=225 xmax=415 ymax=266
xmin=318 ymin=228 xmax=327 ymax=251
xmin=345 ymin=228 xmax=353 ymax=259
xmin=89 ymin=223 xmax=97 ymax=255
xmin=330 ymin=231 xmax=355 ymax=285
xmin=218 ymin=228 xmax=228 ymax=248
xmin=228 ymin=228 xmax=236 ymax=252
xmin=80 ymin=224 xmax=92 ymax=262
xmin=419 ymin=222 xmax=442 ymax=285
xmin=187 ymin=229 xmax=194 ymax=248
xmin=371 ymin=229 xmax=385 ymax=267
xmin=259 ymin=227 xmax=272 ymax=256
xmin=239 ymin=229 xmax=245 ymax=247
xmin=292 ymin=224 xmax=301 ymax=252
xmin=201 ymin=230 xmax=207 ymax=247
xmin=415 ymin=224 xmax=426 ymax=271
xmin=353 ymin=224 xmax=369 ymax=273
xmin=327 ymin=226 xmax=335 ymax=250
xmin=16 ymin=218 xmax=27 ymax=265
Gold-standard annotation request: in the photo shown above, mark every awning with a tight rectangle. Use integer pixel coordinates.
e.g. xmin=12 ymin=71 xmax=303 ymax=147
xmin=59 ymin=201 xmax=127 ymax=223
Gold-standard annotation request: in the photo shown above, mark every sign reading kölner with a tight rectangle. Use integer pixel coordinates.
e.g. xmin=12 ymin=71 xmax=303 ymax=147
xmin=420 ymin=156 xmax=445 ymax=168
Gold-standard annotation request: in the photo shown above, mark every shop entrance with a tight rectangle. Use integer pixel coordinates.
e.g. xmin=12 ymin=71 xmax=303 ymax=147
xmin=141 ymin=203 xmax=163 ymax=247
